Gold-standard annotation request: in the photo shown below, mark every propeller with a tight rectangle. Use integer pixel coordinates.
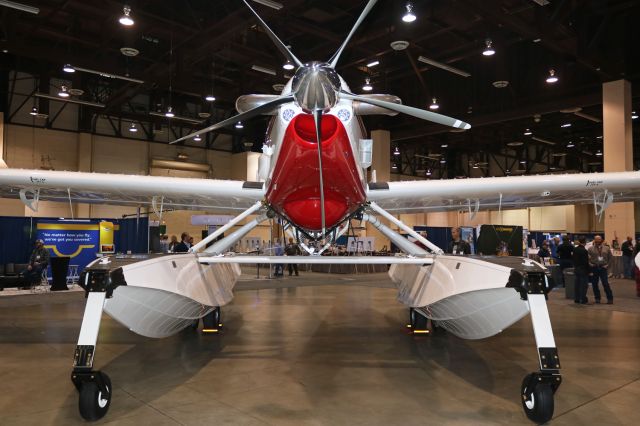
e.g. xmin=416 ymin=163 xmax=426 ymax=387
xmin=241 ymin=0 xmax=304 ymax=69
xmin=340 ymin=91 xmax=472 ymax=130
xmin=170 ymin=95 xmax=294 ymax=145
xmin=328 ymin=0 xmax=379 ymax=68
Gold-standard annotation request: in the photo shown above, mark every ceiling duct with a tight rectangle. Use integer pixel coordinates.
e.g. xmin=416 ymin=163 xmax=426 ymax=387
xmin=151 ymin=159 xmax=210 ymax=173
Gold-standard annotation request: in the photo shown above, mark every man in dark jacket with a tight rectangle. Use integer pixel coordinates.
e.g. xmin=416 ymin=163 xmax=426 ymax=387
xmin=24 ymin=239 xmax=50 ymax=284
xmin=556 ymin=236 xmax=574 ymax=286
xmin=572 ymin=237 xmax=589 ymax=304
xmin=447 ymin=227 xmax=471 ymax=255
xmin=174 ymin=232 xmax=191 ymax=253
xmin=621 ymin=236 xmax=635 ymax=279
xmin=285 ymin=237 xmax=301 ymax=276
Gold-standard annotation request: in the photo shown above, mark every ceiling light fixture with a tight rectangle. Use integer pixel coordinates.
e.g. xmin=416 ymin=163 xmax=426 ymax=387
xmin=482 ymin=39 xmax=495 ymax=56
xmin=283 ymin=60 xmax=294 ymax=71
xmin=546 ymin=69 xmax=558 ymax=84
xmin=440 ymin=159 xmax=446 ymax=164
xmin=417 ymin=56 xmax=471 ymax=78
xmin=561 ymin=123 xmax=571 ymax=128
xmin=524 ymin=128 xmax=532 ymax=136
xmin=402 ymin=2 xmax=416 ymax=23
xmin=632 ymin=111 xmax=638 ymax=120
xmin=393 ymin=146 xmax=400 ymax=156
xmin=429 ymin=98 xmax=439 ymax=110
xmin=235 ymin=121 xmax=244 ymax=129
xmin=165 ymin=106 xmax=175 ymax=118
xmin=0 ymin=0 xmax=39 ymax=14
xmin=29 ymin=106 xmax=37 ymax=116
xmin=596 ymin=150 xmax=603 ymax=156
xmin=58 ymin=85 xmax=70 ymax=98
xmin=62 ymin=64 xmax=75 ymax=73
xmin=119 ymin=5 xmax=134 ymax=26
xmin=129 ymin=122 xmax=137 ymax=132
xmin=367 ymin=60 xmax=380 ymax=67
xmin=252 ymin=0 xmax=284 ymax=10
xmin=194 ymin=135 xmax=202 ymax=142
xmin=566 ymin=141 xmax=575 ymax=148
xmin=441 ymin=143 xmax=448 ymax=148
xmin=362 ymin=78 xmax=373 ymax=91
xmin=205 ymin=94 xmax=216 ymax=102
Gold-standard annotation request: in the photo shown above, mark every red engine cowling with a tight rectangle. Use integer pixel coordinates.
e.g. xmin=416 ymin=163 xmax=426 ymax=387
xmin=266 ymin=113 xmax=365 ymax=232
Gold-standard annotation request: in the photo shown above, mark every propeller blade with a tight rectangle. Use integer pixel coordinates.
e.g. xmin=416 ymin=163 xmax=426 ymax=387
xmin=340 ymin=91 xmax=472 ymax=130
xmin=328 ymin=0 xmax=379 ymax=68
xmin=313 ymin=109 xmax=326 ymax=237
xmin=241 ymin=0 xmax=304 ymax=69
xmin=170 ymin=94 xmax=294 ymax=145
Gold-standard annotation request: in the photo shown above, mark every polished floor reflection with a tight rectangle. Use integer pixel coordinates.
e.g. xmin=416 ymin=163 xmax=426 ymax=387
xmin=0 ymin=272 xmax=639 ymax=425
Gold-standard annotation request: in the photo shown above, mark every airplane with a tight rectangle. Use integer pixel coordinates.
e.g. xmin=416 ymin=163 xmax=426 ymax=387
xmin=1 ymin=0 xmax=640 ymax=423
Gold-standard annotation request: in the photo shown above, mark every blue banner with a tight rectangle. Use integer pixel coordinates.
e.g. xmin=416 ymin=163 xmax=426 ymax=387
xmin=36 ymin=221 xmax=100 ymax=272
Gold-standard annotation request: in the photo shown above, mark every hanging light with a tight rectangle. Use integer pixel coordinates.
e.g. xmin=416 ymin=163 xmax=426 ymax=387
xmin=205 ymin=94 xmax=216 ymax=102
xmin=367 ymin=60 xmax=380 ymax=67
xmin=194 ymin=135 xmax=202 ymax=142
xmin=393 ymin=146 xmax=400 ymax=156
xmin=235 ymin=121 xmax=243 ymax=129
xmin=524 ymin=128 xmax=532 ymax=136
xmin=560 ymin=123 xmax=572 ymax=128
xmin=441 ymin=143 xmax=448 ymax=148
xmin=440 ymin=159 xmax=446 ymax=164
xmin=362 ymin=77 xmax=373 ymax=91
xmin=429 ymin=97 xmax=439 ymax=110
xmin=632 ymin=111 xmax=638 ymax=119
xmin=482 ymin=39 xmax=495 ymax=56
xmin=165 ymin=106 xmax=175 ymax=118
xmin=566 ymin=141 xmax=575 ymax=148
xmin=129 ymin=122 xmax=138 ymax=132
xmin=402 ymin=2 xmax=416 ymax=23
xmin=58 ymin=85 xmax=70 ymax=97
xmin=119 ymin=5 xmax=134 ymax=26
xmin=62 ymin=64 xmax=75 ymax=73
xmin=29 ymin=106 xmax=38 ymax=116
xmin=283 ymin=60 xmax=294 ymax=71
xmin=426 ymin=169 xmax=432 ymax=176
xmin=546 ymin=69 xmax=558 ymax=84
xmin=596 ymin=150 xmax=603 ymax=156
xmin=392 ymin=163 xmax=398 ymax=169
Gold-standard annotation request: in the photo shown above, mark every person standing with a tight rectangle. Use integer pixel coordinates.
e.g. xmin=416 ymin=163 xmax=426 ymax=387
xmin=537 ymin=241 xmax=551 ymax=265
xmin=24 ymin=239 xmax=50 ymax=284
xmin=273 ymin=239 xmax=284 ymax=277
xmin=168 ymin=235 xmax=178 ymax=252
xmin=556 ymin=236 xmax=574 ymax=286
xmin=550 ymin=236 xmax=561 ymax=262
xmin=588 ymin=235 xmax=614 ymax=304
xmin=174 ymin=232 xmax=191 ymax=253
xmin=621 ymin=236 xmax=635 ymax=279
xmin=285 ymin=237 xmax=300 ymax=276
xmin=572 ymin=237 xmax=590 ymax=304
xmin=447 ymin=227 xmax=470 ymax=255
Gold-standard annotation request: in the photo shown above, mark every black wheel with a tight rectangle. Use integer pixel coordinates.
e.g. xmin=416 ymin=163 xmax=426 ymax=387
xmin=409 ymin=308 xmax=428 ymax=330
xmin=202 ymin=307 xmax=222 ymax=331
xmin=190 ymin=319 xmax=199 ymax=330
xmin=521 ymin=374 xmax=554 ymax=424
xmin=79 ymin=372 xmax=111 ymax=421
xmin=212 ymin=307 xmax=221 ymax=326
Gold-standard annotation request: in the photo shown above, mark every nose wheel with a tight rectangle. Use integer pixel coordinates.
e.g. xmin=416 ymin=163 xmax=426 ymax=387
xmin=76 ymin=371 xmax=112 ymax=421
xmin=521 ymin=373 xmax=554 ymax=424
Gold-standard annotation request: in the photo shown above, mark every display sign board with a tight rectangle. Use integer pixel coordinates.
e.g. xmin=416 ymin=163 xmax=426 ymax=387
xmin=36 ymin=221 xmax=99 ymax=272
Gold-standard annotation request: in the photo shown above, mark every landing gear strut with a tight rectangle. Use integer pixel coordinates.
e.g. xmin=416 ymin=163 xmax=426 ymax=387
xmin=511 ymin=270 xmax=562 ymax=424
xmin=71 ymin=268 xmax=124 ymax=421
xmin=71 ymin=291 xmax=112 ymax=421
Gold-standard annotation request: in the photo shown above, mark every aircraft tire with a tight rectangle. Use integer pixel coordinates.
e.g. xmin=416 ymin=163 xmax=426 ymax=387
xmin=78 ymin=372 xmax=111 ymax=421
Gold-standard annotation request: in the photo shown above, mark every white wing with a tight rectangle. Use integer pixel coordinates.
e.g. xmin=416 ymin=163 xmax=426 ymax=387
xmin=368 ymin=171 xmax=640 ymax=213
xmin=0 ymin=169 xmax=264 ymax=212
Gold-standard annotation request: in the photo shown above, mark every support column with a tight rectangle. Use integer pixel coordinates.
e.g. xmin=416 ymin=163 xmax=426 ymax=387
xmin=230 ymin=151 xmax=260 ymax=182
xmin=603 ymin=80 xmax=634 ymax=244
xmin=371 ymin=129 xmax=390 ymax=183
xmin=0 ymin=112 xmax=7 ymax=168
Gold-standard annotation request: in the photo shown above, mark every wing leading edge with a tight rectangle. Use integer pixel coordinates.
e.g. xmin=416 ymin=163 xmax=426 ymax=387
xmin=0 ymin=169 xmax=264 ymax=212
xmin=367 ymin=171 xmax=640 ymax=213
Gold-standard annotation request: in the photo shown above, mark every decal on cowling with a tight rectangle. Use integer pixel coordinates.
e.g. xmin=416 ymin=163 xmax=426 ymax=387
xmin=30 ymin=176 xmax=46 ymax=184
xmin=586 ymin=180 xmax=603 ymax=187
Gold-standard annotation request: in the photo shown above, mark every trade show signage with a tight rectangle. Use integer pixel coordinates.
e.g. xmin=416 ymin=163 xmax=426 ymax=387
xmin=37 ymin=221 xmax=99 ymax=272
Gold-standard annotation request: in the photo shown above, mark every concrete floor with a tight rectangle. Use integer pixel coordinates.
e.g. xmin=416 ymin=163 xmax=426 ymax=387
xmin=1 ymin=271 xmax=639 ymax=425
